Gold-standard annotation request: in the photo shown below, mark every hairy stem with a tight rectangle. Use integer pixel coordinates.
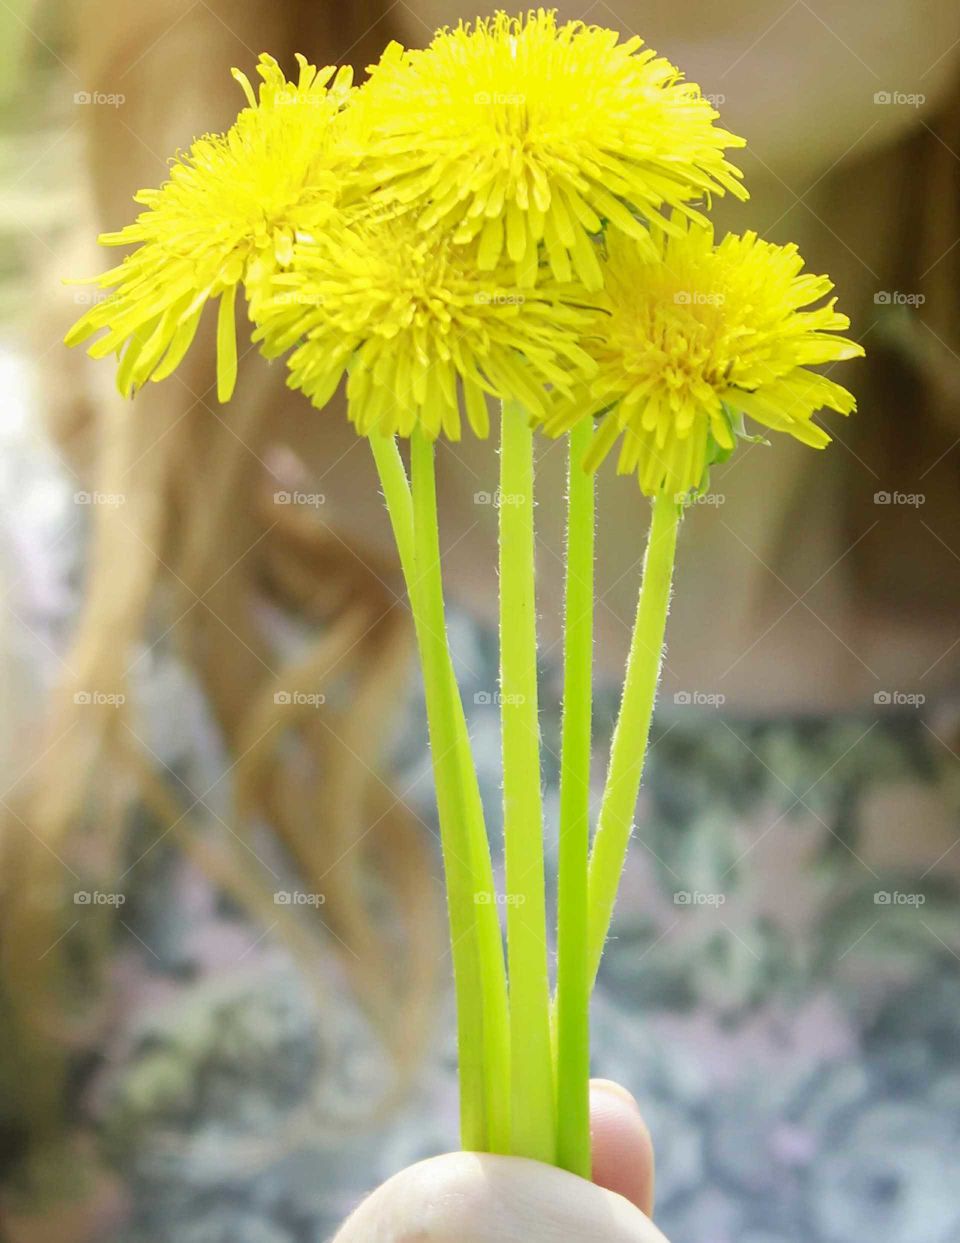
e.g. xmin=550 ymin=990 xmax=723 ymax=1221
xmin=370 ymin=431 xmax=510 ymax=1152
xmin=498 ymin=402 xmax=555 ymax=1164
xmin=587 ymin=491 xmax=680 ymax=985
xmin=554 ymin=418 xmax=595 ymax=1178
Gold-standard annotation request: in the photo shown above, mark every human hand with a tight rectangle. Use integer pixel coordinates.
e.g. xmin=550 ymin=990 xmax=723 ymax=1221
xmin=333 ymin=1079 xmax=664 ymax=1242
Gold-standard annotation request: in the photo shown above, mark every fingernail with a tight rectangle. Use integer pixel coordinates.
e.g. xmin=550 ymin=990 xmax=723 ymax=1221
xmin=590 ymin=1079 xmax=641 ymax=1112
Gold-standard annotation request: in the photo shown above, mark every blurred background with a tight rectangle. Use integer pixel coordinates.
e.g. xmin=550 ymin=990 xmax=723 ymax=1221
xmin=1 ymin=2 xmax=959 ymax=1241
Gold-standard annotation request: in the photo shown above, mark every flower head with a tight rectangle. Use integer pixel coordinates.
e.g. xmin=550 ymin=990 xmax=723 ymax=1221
xmin=542 ymin=221 xmax=864 ymax=496
xmin=360 ymin=9 xmax=747 ymax=290
xmin=252 ymin=210 xmax=597 ymax=440
xmin=64 ymin=53 xmax=353 ymax=402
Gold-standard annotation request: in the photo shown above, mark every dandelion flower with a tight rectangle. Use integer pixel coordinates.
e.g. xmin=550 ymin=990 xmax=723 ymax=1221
xmin=64 ymin=53 xmax=353 ymax=402
xmin=542 ymin=221 xmax=864 ymax=496
xmin=360 ymin=10 xmax=747 ymax=290
xmin=253 ymin=210 xmax=597 ymax=440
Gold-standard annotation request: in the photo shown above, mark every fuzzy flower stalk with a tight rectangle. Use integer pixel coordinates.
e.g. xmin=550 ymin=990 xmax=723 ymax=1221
xmin=63 ymin=9 xmax=863 ymax=1183
xmin=540 ymin=216 xmax=863 ymax=1010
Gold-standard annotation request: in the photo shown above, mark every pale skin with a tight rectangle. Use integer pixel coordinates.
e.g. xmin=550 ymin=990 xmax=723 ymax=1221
xmin=333 ymin=1080 xmax=660 ymax=1242
xmin=323 ymin=3 xmax=960 ymax=1238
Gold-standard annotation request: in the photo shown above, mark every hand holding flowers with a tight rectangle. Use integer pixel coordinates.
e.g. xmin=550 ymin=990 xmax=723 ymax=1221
xmin=65 ymin=8 xmax=863 ymax=1179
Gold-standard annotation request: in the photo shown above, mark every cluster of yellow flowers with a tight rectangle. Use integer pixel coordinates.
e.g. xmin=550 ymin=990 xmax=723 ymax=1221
xmin=65 ymin=9 xmax=862 ymax=497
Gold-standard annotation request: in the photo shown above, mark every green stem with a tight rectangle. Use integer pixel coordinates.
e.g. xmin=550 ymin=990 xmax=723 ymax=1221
xmin=554 ymin=419 xmax=595 ymax=1178
xmin=369 ymin=433 xmax=416 ymax=582
xmin=587 ymin=490 xmax=680 ymax=986
xmin=370 ymin=432 xmax=510 ymax=1153
xmin=498 ymin=401 xmax=555 ymax=1164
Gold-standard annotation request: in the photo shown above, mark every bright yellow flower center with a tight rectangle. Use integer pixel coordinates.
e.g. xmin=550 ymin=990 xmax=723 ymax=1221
xmin=542 ymin=223 xmax=864 ymax=496
xmin=65 ymin=54 xmax=353 ymax=402
xmin=254 ymin=211 xmax=596 ymax=440
xmin=361 ymin=10 xmax=746 ymax=290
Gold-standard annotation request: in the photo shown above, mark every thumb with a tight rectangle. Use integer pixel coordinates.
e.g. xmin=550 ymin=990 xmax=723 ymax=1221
xmin=589 ymin=1079 xmax=655 ymax=1215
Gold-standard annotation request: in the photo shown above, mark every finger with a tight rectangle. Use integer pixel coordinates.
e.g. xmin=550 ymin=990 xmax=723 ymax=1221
xmin=334 ymin=1149 xmax=667 ymax=1243
xmin=590 ymin=1078 xmax=655 ymax=1215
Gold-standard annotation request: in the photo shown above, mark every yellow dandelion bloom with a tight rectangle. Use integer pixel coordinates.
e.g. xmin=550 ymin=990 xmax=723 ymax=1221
xmin=252 ymin=210 xmax=597 ymax=440
xmin=360 ymin=9 xmax=747 ymax=291
xmin=542 ymin=222 xmax=865 ymax=497
xmin=64 ymin=53 xmax=353 ymax=403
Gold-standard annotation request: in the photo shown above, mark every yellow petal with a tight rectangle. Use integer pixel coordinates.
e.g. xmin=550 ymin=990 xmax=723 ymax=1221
xmin=217 ymin=284 xmax=239 ymax=404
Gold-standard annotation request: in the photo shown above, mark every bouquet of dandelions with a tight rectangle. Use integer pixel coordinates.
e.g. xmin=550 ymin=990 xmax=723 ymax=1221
xmin=66 ymin=10 xmax=862 ymax=1177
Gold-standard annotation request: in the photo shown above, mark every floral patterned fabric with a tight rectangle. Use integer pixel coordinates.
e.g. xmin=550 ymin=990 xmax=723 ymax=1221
xmin=3 ymin=354 xmax=960 ymax=1243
